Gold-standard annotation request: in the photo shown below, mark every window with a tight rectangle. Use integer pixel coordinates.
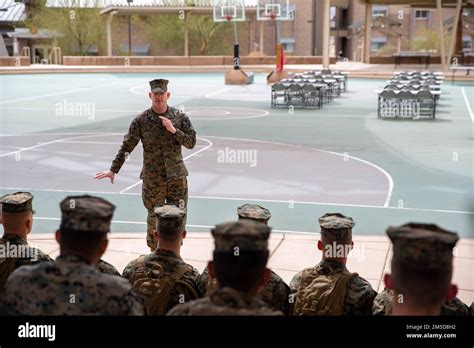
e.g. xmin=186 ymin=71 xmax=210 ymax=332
xmin=330 ymin=6 xmax=337 ymax=29
xmin=372 ymin=6 xmax=388 ymax=19
xmin=463 ymin=35 xmax=472 ymax=51
xmin=371 ymin=37 xmax=386 ymax=52
xmin=415 ymin=10 xmax=429 ymax=19
xmin=280 ymin=38 xmax=295 ymax=53
xmin=463 ymin=9 xmax=474 ymax=17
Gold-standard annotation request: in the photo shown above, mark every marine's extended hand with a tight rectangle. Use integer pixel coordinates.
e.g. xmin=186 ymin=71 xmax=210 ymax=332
xmin=94 ymin=170 xmax=115 ymax=184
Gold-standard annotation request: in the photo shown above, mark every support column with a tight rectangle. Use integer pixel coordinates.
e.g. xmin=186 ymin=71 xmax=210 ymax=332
xmin=322 ymin=0 xmax=330 ymax=68
xmin=13 ymin=36 xmax=18 ymax=56
xmin=455 ymin=9 xmax=463 ymax=54
xmin=364 ymin=3 xmax=372 ymax=64
xmin=184 ymin=11 xmax=190 ymax=57
xmin=436 ymin=0 xmax=447 ymax=71
xmin=447 ymin=0 xmax=463 ymax=67
xmin=106 ymin=12 xmax=117 ymax=56
xmin=249 ymin=14 xmax=255 ymax=53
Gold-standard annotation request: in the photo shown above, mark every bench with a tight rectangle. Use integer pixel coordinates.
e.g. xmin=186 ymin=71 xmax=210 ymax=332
xmin=461 ymin=52 xmax=474 ymax=65
xmin=393 ymin=51 xmax=432 ymax=69
xmin=451 ymin=66 xmax=474 ymax=84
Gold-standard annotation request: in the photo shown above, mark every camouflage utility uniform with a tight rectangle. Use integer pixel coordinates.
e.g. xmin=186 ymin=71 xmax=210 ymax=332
xmin=290 ymin=258 xmax=377 ymax=315
xmin=123 ymin=249 xmax=202 ymax=314
xmin=110 ymin=101 xmax=196 ymax=250
xmin=167 ymin=286 xmax=283 ymax=316
xmin=0 ymin=192 xmax=52 ymax=288
xmin=373 ymin=287 xmax=471 ymax=316
xmin=2 ymin=254 xmax=144 ymax=315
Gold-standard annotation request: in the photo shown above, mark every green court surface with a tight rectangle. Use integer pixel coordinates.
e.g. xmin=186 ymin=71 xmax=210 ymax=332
xmin=0 ymin=72 xmax=473 ymax=237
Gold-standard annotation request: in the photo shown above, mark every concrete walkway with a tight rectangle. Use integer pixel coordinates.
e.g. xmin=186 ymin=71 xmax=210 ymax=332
xmin=1 ymin=61 xmax=473 ymax=81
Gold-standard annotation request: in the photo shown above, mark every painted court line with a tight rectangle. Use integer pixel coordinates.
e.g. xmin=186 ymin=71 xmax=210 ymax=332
xmin=0 ymin=133 xmax=469 ymax=214
xmin=32 ymin=216 xmax=319 ymax=235
xmin=204 ymin=87 xmax=233 ymax=98
xmin=0 ymin=106 xmax=141 ymax=113
xmin=0 ymin=134 xmax=117 ymax=158
xmin=2 ymin=186 xmax=472 ymax=215
xmin=0 ymin=83 xmax=119 ymax=105
xmin=461 ymin=87 xmax=474 ymax=122
xmin=59 ymin=140 xmax=210 ymax=147
xmin=0 ymin=132 xmax=121 ymax=137
xmin=118 ymin=137 xmax=214 ymax=194
xmin=128 ymin=84 xmax=197 ymax=98
xmin=203 ymin=135 xmax=394 ymax=208
xmin=0 ymin=106 xmax=269 ymax=120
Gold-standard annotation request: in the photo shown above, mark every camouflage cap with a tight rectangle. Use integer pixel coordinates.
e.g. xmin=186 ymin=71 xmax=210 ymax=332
xmin=319 ymin=213 xmax=355 ymax=241
xmin=0 ymin=192 xmax=35 ymax=214
xmin=59 ymin=195 xmax=115 ymax=233
xmin=149 ymin=79 xmax=169 ymax=93
xmin=212 ymin=220 xmax=271 ymax=252
xmin=237 ymin=204 xmax=271 ymax=224
xmin=387 ymin=223 xmax=459 ymax=270
xmin=154 ymin=204 xmax=186 ymax=228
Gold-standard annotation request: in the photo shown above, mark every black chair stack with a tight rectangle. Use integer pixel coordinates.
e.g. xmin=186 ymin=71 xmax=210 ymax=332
xmin=271 ymin=70 xmax=348 ymax=109
xmin=377 ymin=71 xmax=443 ymax=120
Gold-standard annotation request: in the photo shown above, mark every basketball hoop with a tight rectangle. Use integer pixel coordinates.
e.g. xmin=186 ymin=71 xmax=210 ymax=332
xmin=225 ymin=15 xmax=233 ymax=21
xmin=268 ymin=11 xmax=277 ymax=20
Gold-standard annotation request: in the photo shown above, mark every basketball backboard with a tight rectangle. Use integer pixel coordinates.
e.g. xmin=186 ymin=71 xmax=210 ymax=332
xmin=213 ymin=0 xmax=246 ymax=22
xmin=257 ymin=0 xmax=293 ymax=21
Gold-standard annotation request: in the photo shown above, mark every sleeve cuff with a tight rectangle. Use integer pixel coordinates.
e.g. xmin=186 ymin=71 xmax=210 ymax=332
xmin=173 ymin=129 xmax=184 ymax=141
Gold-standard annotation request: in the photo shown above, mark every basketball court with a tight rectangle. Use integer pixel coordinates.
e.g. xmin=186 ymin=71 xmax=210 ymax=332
xmin=0 ymin=70 xmax=472 ymax=303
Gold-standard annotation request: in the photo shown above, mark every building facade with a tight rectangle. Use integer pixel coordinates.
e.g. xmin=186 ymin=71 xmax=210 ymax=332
xmin=1 ymin=0 xmax=473 ymax=61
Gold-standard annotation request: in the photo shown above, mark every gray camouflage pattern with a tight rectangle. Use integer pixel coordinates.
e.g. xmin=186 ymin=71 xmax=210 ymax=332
xmin=97 ymin=259 xmax=120 ymax=276
xmin=167 ymin=287 xmax=283 ymax=316
xmin=0 ymin=192 xmax=35 ymax=214
xmin=373 ymin=287 xmax=470 ymax=316
xmin=197 ymin=266 xmax=290 ymax=314
xmin=59 ymin=195 xmax=115 ymax=233
xmin=1 ymin=254 xmax=145 ymax=315
xmin=0 ymin=234 xmax=52 ymax=288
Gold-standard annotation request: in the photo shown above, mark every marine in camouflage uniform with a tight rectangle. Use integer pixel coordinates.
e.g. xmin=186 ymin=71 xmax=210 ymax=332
xmin=122 ymin=204 xmax=201 ymax=315
xmin=197 ymin=204 xmax=290 ymax=314
xmin=97 ymin=259 xmax=121 ymax=276
xmin=109 ymin=79 xmax=196 ymax=251
xmin=289 ymin=213 xmax=377 ymax=315
xmin=384 ymin=223 xmax=460 ymax=315
xmin=168 ymin=220 xmax=283 ymax=316
xmin=373 ymin=287 xmax=470 ymax=316
xmin=0 ymin=192 xmax=52 ymax=289
xmin=1 ymin=195 xmax=145 ymax=315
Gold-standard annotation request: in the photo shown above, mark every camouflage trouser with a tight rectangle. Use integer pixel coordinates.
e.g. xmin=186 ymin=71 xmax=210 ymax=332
xmin=142 ymin=177 xmax=188 ymax=251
